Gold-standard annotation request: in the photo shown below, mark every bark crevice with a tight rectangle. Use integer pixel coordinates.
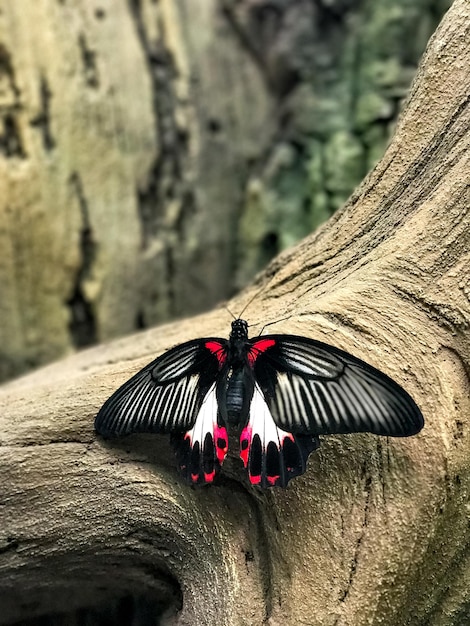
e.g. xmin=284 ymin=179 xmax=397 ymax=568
xmin=66 ymin=172 xmax=98 ymax=348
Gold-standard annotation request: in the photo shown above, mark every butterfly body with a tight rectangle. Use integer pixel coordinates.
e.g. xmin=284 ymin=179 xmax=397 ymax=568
xmin=213 ymin=319 xmax=256 ymax=425
xmin=221 ymin=366 xmax=253 ymax=424
xmin=95 ymin=318 xmax=424 ymax=488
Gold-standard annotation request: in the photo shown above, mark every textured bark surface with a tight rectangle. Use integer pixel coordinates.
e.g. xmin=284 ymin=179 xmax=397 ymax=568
xmin=0 ymin=0 xmax=273 ymax=381
xmin=1 ymin=1 xmax=470 ymax=625
xmin=0 ymin=0 xmax=450 ymax=382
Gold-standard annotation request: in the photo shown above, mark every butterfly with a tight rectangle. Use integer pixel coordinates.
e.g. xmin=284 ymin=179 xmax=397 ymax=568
xmin=95 ymin=317 xmax=424 ymax=488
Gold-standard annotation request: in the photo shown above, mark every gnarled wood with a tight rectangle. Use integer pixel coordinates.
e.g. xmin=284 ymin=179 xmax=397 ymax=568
xmin=1 ymin=1 xmax=469 ymax=624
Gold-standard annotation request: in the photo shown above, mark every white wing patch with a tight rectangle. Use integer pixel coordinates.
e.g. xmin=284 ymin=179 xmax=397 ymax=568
xmin=172 ymin=384 xmax=228 ymax=485
xmin=240 ymin=385 xmax=319 ymax=488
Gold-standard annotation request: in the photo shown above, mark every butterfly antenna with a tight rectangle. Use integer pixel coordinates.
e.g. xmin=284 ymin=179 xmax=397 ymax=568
xmin=224 ymin=305 xmax=237 ymax=321
xmin=237 ymin=279 xmax=273 ymax=320
xmin=254 ymin=315 xmax=292 ymax=336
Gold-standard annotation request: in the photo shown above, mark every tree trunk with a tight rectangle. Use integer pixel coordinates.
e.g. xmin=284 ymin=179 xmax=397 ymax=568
xmin=1 ymin=1 xmax=470 ymax=624
xmin=0 ymin=0 xmax=275 ymax=382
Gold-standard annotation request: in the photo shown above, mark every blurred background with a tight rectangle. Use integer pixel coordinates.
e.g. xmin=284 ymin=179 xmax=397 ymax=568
xmin=0 ymin=0 xmax=451 ymax=384
xmin=0 ymin=1 xmax=453 ymax=623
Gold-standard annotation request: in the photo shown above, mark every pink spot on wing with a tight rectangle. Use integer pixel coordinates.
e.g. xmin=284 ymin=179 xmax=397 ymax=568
xmin=214 ymin=425 xmax=228 ymax=463
xmin=191 ymin=473 xmax=200 ymax=483
xmin=239 ymin=426 xmax=252 ymax=467
xmin=267 ymin=475 xmax=280 ymax=486
xmin=247 ymin=338 xmax=276 ymax=366
xmin=205 ymin=341 xmax=226 ymax=367
xmin=249 ymin=474 xmax=261 ymax=485
xmin=204 ymin=470 xmax=216 ymax=483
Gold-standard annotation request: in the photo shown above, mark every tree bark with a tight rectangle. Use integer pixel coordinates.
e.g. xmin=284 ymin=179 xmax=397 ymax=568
xmin=1 ymin=1 xmax=470 ymax=624
xmin=0 ymin=0 xmax=274 ymax=381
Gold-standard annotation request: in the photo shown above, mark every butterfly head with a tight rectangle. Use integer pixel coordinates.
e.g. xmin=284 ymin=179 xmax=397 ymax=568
xmin=230 ymin=318 xmax=249 ymax=341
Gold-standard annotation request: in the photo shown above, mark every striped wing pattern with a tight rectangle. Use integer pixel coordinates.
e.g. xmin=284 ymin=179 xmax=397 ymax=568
xmin=252 ymin=336 xmax=424 ymax=438
xmin=95 ymin=339 xmax=225 ymax=436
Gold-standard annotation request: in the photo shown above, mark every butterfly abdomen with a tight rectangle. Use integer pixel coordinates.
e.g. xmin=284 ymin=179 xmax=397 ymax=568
xmin=224 ymin=366 xmax=254 ymax=425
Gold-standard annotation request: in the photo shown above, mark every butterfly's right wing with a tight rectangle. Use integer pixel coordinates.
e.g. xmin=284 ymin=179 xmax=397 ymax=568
xmin=95 ymin=338 xmax=230 ymax=485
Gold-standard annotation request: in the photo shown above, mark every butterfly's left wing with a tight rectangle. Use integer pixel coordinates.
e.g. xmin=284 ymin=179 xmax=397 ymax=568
xmin=95 ymin=338 xmax=230 ymax=485
xmin=249 ymin=335 xmax=424 ymax=437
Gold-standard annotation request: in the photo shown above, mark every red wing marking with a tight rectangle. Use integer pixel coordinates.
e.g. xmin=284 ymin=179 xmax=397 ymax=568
xmin=214 ymin=425 xmax=229 ymax=462
xmin=205 ymin=341 xmax=227 ymax=367
xmin=172 ymin=384 xmax=228 ymax=485
xmin=247 ymin=338 xmax=276 ymax=366
xmin=240 ymin=425 xmax=252 ymax=466
xmin=203 ymin=470 xmax=216 ymax=483
xmin=240 ymin=385 xmax=319 ymax=488
xmin=191 ymin=469 xmax=216 ymax=484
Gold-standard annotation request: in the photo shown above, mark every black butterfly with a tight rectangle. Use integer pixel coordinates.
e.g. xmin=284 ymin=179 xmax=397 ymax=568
xmin=95 ymin=318 xmax=424 ymax=488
